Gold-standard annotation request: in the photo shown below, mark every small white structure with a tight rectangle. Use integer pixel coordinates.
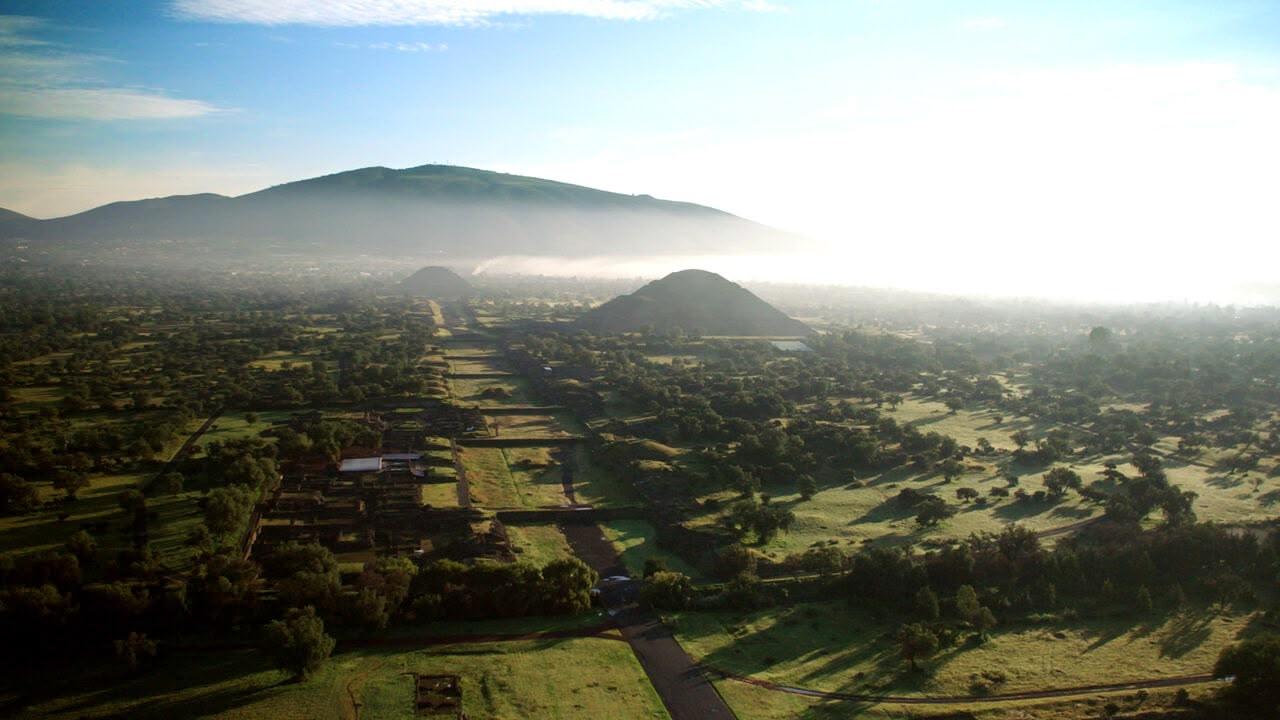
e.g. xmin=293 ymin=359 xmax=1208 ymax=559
xmin=339 ymin=457 xmax=382 ymax=473
xmin=770 ymin=340 xmax=813 ymax=353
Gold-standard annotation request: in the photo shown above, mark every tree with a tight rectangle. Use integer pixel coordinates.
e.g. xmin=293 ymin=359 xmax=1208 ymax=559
xmin=1010 ymin=430 xmax=1030 ymax=450
xmin=939 ymin=458 xmax=964 ymax=483
xmin=160 ymin=472 xmax=184 ymax=495
xmin=64 ymin=530 xmax=97 ymax=564
xmin=642 ymin=557 xmax=668 ymax=578
xmin=955 ymin=585 xmax=980 ymax=622
xmin=52 ymin=469 xmax=90 ymax=500
xmin=118 ymin=489 xmax=148 ymax=534
xmin=896 ymin=623 xmax=939 ymax=671
xmin=641 ymin=571 xmax=694 ymax=610
xmin=914 ymin=586 xmax=940 ymax=620
xmin=722 ymin=572 xmax=768 ymax=610
xmin=955 ymin=487 xmax=979 ymax=503
xmin=225 ymin=455 xmax=277 ymax=492
xmin=259 ymin=606 xmax=336 ymax=680
xmin=973 ymin=606 xmax=997 ymax=639
xmin=186 ymin=551 xmax=260 ymax=625
xmin=915 ymin=497 xmax=955 ymax=527
xmin=340 ymin=587 xmax=390 ymax=631
xmin=114 ymin=632 xmax=158 ymax=673
xmin=0 ymin=473 xmax=40 ymax=514
xmin=540 ymin=557 xmax=597 ymax=614
xmin=1135 ymin=585 xmax=1153 ymax=615
xmin=797 ymin=474 xmax=817 ymax=500
xmin=714 ymin=544 xmax=758 ymax=580
xmin=1042 ymin=467 xmax=1082 ymax=498
xmin=1214 ymin=634 xmax=1280 ymax=714
xmin=357 ymin=556 xmax=417 ymax=613
xmin=204 ymin=485 xmax=255 ymax=539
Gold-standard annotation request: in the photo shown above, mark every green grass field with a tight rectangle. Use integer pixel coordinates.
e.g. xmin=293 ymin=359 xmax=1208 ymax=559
xmin=460 ymin=446 xmax=523 ymax=508
xmin=488 ymin=412 xmax=582 ymax=438
xmin=248 ymin=351 xmax=324 ymax=372
xmin=671 ymin=601 xmax=1252 ymax=702
xmin=419 ymin=481 xmax=459 ymax=509
xmin=688 ymin=460 xmax=1102 ymax=560
xmin=12 ymin=636 xmax=667 ymax=720
xmin=506 ymin=523 xmax=575 ymax=565
xmin=603 ymin=519 xmax=704 ymax=580
xmin=447 ymin=354 xmax=509 ymax=375
xmin=195 ymin=411 xmax=297 ymax=455
xmin=708 ymin=675 xmax=1216 ymax=720
xmin=450 ymin=376 xmax=534 ymax=404
xmin=567 ymin=446 xmax=634 ymax=508
xmin=504 ymin=447 xmax=573 ymax=507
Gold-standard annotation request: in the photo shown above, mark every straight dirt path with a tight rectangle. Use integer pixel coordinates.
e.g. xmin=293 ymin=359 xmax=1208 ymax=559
xmin=563 ymin=523 xmax=734 ymax=720
xmin=443 ymin=300 xmax=732 ymax=719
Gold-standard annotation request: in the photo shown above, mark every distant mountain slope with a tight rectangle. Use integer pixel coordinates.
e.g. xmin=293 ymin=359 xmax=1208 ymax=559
xmin=399 ymin=266 xmax=472 ymax=299
xmin=579 ymin=269 xmax=812 ymax=336
xmin=0 ymin=208 xmax=34 ymax=223
xmin=0 ymin=165 xmax=794 ymax=259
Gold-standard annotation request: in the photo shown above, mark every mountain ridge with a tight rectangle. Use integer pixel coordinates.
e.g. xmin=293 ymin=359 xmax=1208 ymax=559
xmin=0 ymin=165 xmax=791 ymax=261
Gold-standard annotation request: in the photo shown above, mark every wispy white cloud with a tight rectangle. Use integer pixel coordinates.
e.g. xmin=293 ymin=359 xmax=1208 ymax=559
xmin=0 ymin=14 xmax=226 ymax=120
xmin=369 ymin=41 xmax=448 ymax=52
xmin=171 ymin=0 xmax=757 ymax=26
xmin=960 ymin=16 xmax=1006 ymax=31
xmin=0 ymin=87 xmax=225 ymax=120
xmin=0 ymin=15 xmax=49 ymax=46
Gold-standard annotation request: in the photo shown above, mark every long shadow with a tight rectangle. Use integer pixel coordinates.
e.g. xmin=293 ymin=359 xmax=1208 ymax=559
xmin=1258 ymin=489 xmax=1280 ymax=506
xmin=992 ymin=500 xmax=1054 ymax=521
xmin=1158 ymin=610 xmax=1215 ymax=659
xmin=1047 ymin=505 xmax=1094 ymax=520
xmin=851 ymin=497 xmax=917 ymax=524
xmin=1205 ymin=475 xmax=1244 ymax=490
xmin=6 ymin=648 xmax=273 ymax=719
xmin=863 ymin=466 xmax=924 ymax=488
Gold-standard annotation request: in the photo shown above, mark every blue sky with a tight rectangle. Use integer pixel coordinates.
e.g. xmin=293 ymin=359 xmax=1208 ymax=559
xmin=2 ymin=1 xmax=1279 ymax=300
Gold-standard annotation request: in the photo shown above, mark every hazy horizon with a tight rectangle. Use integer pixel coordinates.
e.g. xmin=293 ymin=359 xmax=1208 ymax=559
xmin=3 ymin=1 xmax=1279 ymax=305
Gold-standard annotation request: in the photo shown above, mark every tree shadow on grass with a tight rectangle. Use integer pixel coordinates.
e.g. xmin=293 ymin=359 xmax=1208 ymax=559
xmin=6 ymin=649 xmax=279 ymax=720
xmin=992 ymin=500 xmax=1055 ymax=522
xmin=1158 ymin=610 xmax=1216 ymax=659
xmin=1256 ymin=489 xmax=1280 ymax=506
xmin=863 ymin=466 xmax=924 ymax=488
xmin=852 ymin=497 xmax=917 ymax=525
xmin=1047 ymin=504 xmax=1095 ymax=520
xmin=1205 ymin=475 xmax=1244 ymax=490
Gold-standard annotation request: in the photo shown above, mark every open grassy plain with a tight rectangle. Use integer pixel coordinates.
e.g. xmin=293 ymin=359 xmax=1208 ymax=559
xmin=671 ymin=600 xmax=1253 ymax=715
xmin=9 ymin=634 xmax=666 ymax=720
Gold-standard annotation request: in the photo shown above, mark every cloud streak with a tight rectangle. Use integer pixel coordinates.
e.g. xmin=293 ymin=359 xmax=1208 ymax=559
xmin=0 ymin=13 xmax=226 ymax=120
xmin=0 ymin=87 xmax=224 ymax=120
xmin=171 ymin=0 xmax=751 ymax=26
xmin=344 ymin=41 xmax=449 ymax=52
xmin=0 ymin=15 xmax=50 ymax=46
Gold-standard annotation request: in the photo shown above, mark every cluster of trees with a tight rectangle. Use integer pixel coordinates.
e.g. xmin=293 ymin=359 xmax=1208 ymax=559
xmin=722 ymin=496 xmax=796 ymax=543
xmin=0 ymin=531 xmax=602 ymax=681
xmin=845 ymin=521 xmax=1276 ymax=622
xmin=409 ymin=557 xmax=597 ymax=620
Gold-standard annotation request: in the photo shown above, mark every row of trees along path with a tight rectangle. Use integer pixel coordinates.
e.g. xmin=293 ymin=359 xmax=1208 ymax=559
xmin=443 ymin=302 xmax=733 ymax=720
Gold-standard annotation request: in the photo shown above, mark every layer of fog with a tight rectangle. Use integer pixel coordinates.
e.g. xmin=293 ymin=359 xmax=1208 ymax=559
xmin=468 ymin=252 xmax=1280 ymax=307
